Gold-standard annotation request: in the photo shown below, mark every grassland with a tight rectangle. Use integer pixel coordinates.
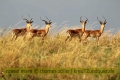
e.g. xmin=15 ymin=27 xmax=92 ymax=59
xmin=0 ymin=27 xmax=120 ymax=80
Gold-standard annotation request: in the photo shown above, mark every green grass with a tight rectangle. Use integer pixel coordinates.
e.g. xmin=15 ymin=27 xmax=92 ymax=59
xmin=0 ymin=29 xmax=120 ymax=80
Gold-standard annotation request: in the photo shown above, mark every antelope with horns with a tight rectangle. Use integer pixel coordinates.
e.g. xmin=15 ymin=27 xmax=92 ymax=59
xmin=28 ymin=17 xmax=52 ymax=40
xmin=82 ymin=17 xmax=107 ymax=45
xmin=65 ymin=16 xmax=88 ymax=42
xmin=11 ymin=14 xmax=33 ymax=40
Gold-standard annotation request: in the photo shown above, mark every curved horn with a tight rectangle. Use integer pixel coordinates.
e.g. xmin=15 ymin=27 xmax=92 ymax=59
xmin=28 ymin=14 xmax=31 ymax=18
xmin=97 ymin=17 xmax=101 ymax=22
xmin=22 ymin=15 xmax=28 ymax=21
xmin=80 ymin=16 xmax=83 ymax=22
xmin=45 ymin=16 xmax=51 ymax=23
xmin=28 ymin=14 xmax=33 ymax=21
xmin=84 ymin=16 xmax=89 ymax=22
xmin=40 ymin=17 xmax=48 ymax=24
xmin=45 ymin=16 xmax=50 ymax=21
xmin=103 ymin=16 xmax=106 ymax=23
xmin=97 ymin=17 xmax=104 ymax=24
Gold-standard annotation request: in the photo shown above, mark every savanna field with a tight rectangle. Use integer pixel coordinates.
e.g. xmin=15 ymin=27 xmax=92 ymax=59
xmin=0 ymin=24 xmax=120 ymax=80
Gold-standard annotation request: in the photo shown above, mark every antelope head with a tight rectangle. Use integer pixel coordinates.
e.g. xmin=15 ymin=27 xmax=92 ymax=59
xmin=80 ymin=16 xmax=88 ymax=32
xmin=40 ymin=16 xmax=52 ymax=28
xmin=22 ymin=14 xmax=33 ymax=28
xmin=97 ymin=16 xmax=107 ymax=26
xmin=97 ymin=17 xmax=107 ymax=33
xmin=80 ymin=16 xmax=88 ymax=25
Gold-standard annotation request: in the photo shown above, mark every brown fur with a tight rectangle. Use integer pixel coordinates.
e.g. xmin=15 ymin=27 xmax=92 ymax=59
xmin=11 ymin=22 xmax=33 ymax=40
xmin=12 ymin=28 xmax=27 ymax=36
xmin=83 ymin=30 xmax=102 ymax=38
xmin=28 ymin=17 xmax=52 ymax=40
xmin=29 ymin=29 xmax=47 ymax=37
xmin=65 ymin=17 xmax=88 ymax=42
xmin=82 ymin=18 xmax=107 ymax=45
xmin=11 ymin=28 xmax=27 ymax=40
xmin=11 ymin=15 xmax=33 ymax=40
xmin=29 ymin=24 xmax=51 ymax=40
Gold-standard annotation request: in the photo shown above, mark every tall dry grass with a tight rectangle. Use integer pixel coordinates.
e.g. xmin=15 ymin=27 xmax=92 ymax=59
xmin=0 ymin=25 xmax=119 ymax=80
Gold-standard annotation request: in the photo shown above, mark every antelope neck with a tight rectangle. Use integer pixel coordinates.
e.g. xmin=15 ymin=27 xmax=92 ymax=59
xmin=100 ymin=24 xmax=105 ymax=33
xmin=81 ymin=23 xmax=85 ymax=32
xmin=26 ymin=24 xmax=30 ymax=32
xmin=45 ymin=25 xmax=50 ymax=33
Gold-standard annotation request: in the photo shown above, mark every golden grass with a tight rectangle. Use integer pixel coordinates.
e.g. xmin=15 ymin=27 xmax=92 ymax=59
xmin=0 ymin=28 xmax=120 ymax=80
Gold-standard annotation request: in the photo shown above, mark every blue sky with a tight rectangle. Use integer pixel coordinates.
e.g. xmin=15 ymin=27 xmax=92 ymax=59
xmin=0 ymin=0 xmax=120 ymax=31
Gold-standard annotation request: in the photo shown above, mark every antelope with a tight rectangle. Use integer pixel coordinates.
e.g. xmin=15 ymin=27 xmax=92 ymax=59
xmin=82 ymin=17 xmax=107 ymax=45
xmin=28 ymin=17 xmax=52 ymax=40
xmin=11 ymin=14 xmax=33 ymax=40
xmin=65 ymin=16 xmax=88 ymax=42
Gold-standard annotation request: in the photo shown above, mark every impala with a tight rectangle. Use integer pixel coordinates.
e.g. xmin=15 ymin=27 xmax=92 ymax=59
xmin=11 ymin=14 xmax=33 ymax=40
xmin=82 ymin=17 xmax=107 ymax=45
xmin=65 ymin=16 xmax=88 ymax=42
xmin=28 ymin=17 xmax=52 ymax=40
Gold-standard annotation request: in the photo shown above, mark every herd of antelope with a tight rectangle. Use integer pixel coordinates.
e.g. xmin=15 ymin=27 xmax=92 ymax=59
xmin=11 ymin=14 xmax=107 ymax=45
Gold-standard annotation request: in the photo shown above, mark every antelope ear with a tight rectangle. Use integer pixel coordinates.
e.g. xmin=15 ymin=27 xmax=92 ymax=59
xmin=105 ymin=22 xmax=107 ymax=24
xmin=80 ymin=21 xmax=82 ymax=23
xmin=26 ymin=21 xmax=29 ymax=23
xmin=85 ymin=21 xmax=88 ymax=23
xmin=100 ymin=21 xmax=102 ymax=24
xmin=45 ymin=22 xmax=48 ymax=24
xmin=31 ymin=21 xmax=33 ymax=23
